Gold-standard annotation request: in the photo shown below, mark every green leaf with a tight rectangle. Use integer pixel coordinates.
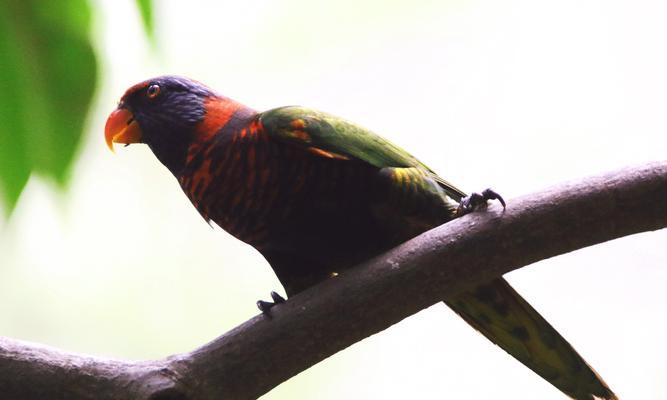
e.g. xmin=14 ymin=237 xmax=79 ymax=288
xmin=0 ymin=14 xmax=31 ymax=211
xmin=0 ymin=0 xmax=97 ymax=214
xmin=135 ymin=0 xmax=155 ymax=45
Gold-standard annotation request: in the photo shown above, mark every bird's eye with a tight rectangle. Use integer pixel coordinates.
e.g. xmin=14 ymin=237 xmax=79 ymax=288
xmin=146 ymin=84 xmax=160 ymax=99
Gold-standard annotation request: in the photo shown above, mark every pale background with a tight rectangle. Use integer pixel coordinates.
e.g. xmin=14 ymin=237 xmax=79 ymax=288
xmin=1 ymin=0 xmax=666 ymax=398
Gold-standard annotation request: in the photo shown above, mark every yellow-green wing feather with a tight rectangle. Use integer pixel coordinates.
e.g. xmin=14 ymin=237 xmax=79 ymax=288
xmin=259 ymin=106 xmax=466 ymax=200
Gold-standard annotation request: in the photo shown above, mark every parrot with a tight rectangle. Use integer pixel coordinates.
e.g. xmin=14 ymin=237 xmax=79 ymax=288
xmin=105 ymin=75 xmax=617 ymax=400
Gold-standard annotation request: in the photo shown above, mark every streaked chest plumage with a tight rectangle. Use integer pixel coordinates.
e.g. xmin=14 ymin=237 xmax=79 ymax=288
xmin=178 ymin=120 xmax=378 ymax=251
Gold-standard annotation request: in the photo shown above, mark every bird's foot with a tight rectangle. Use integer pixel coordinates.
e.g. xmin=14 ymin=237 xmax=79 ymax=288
xmin=257 ymin=291 xmax=286 ymax=316
xmin=457 ymin=188 xmax=506 ymax=216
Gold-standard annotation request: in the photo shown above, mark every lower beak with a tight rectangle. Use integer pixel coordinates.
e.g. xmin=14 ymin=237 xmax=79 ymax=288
xmin=105 ymin=108 xmax=143 ymax=152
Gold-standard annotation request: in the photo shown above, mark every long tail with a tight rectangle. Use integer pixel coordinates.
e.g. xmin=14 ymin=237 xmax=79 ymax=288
xmin=445 ymin=278 xmax=617 ymax=400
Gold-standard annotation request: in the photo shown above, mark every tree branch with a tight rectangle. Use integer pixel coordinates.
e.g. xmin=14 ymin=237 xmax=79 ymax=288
xmin=2 ymin=161 xmax=666 ymax=400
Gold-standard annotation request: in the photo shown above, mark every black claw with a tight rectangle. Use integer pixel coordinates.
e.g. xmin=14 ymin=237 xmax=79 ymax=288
xmin=481 ymin=188 xmax=506 ymax=209
xmin=257 ymin=300 xmax=275 ymax=314
xmin=270 ymin=291 xmax=286 ymax=304
xmin=457 ymin=187 xmax=506 ymax=216
xmin=257 ymin=291 xmax=287 ymax=316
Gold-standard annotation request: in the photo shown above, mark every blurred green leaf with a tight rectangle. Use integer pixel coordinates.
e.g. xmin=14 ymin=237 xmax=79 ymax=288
xmin=0 ymin=0 xmax=97 ymax=214
xmin=135 ymin=0 xmax=155 ymax=45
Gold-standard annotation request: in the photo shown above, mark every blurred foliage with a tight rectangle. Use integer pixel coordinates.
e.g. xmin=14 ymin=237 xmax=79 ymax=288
xmin=135 ymin=0 xmax=155 ymax=45
xmin=0 ymin=0 xmax=153 ymax=216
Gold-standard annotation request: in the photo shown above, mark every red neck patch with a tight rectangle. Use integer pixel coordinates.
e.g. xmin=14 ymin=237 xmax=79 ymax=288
xmin=195 ymin=97 xmax=256 ymax=143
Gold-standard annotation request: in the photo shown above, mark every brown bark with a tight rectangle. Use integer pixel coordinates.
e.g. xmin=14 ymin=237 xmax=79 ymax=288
xmin=1 ymin=161 xmax=665 ymax=399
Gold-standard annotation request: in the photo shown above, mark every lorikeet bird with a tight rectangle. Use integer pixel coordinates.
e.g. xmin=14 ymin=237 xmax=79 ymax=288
xmin=106 ymin=76 xmax=617 ymax=400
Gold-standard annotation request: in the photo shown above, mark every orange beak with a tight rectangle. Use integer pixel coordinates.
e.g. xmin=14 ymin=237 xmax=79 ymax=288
xmin=104 ymin=108 xmax=143 ymax=152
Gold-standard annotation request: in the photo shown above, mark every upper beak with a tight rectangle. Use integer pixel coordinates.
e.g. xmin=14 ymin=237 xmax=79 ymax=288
xmin=104 ymin=107 xmax=143 ymax=152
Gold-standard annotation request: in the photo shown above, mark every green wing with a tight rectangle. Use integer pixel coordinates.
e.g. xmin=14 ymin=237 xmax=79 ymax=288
xmin=259 ymin=106 xmax=466 ymax=200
